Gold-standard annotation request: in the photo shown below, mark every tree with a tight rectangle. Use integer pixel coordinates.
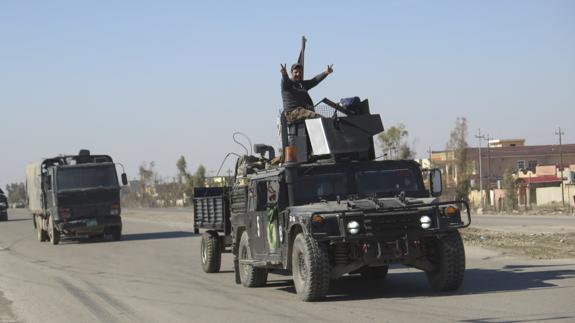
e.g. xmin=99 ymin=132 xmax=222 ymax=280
xmin=193 ymin=165 xmax=206 ymax=188
xmin=5 ymin=183 xmax=26 ymax=206
xmin=502 ymin=168 xmax=518 ymax=211
xmin=176 ymin=156 xmax=190 ymax=184
xmin=447 ymin=117 xmax=470 ymax=202
xmin=377 ymin=123 xmax=416 ymax=160
xmin=139 ymin=161 xmax=155 ymax=185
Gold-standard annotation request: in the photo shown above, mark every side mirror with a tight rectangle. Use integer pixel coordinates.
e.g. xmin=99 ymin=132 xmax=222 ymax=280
xmin=121 ymin=173 xmax=128 ymax=186
xmin=430 ymin=168 xmax=442 ymax=197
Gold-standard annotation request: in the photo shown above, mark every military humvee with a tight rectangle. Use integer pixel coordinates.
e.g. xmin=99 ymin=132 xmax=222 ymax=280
xmin=195 ymin=99 xmax=470 ymax=301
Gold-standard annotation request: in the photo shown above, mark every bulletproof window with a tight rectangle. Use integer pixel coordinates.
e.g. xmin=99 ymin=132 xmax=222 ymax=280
xmin=256 ymin=181 xmax=268 ymax=211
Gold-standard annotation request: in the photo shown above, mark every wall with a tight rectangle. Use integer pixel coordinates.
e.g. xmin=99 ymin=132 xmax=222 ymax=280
xmin=536 ymin=187 xmax=563 ymax=205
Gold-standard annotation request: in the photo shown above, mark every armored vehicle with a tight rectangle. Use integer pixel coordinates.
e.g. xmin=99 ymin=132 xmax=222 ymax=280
xmin=26 ymin=149 xmax=128 ymax=244
xmin=0 ymin=188 xmax=8 ymax=221
xmin=195 ymin=99 xmax=470 ymax=301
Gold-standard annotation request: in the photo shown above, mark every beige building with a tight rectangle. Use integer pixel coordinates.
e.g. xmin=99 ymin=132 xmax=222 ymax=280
xmin=431 ymin=139 xmax=575 ymax=207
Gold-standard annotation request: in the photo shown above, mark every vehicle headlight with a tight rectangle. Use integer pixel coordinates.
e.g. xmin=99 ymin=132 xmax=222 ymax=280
xmin=420 ymin=216 xmax=432 ymax=229
xmin=0 ymin=202 xmax=6 ymax=207
xmin=347 ymin=221 xmax=360 ymax=235
xmin=110 ymin=203 xmax=121 ymax=216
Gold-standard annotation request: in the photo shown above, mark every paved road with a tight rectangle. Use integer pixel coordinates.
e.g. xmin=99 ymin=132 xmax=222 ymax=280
xmin=1 ymin=209 xmax=575 ymax=323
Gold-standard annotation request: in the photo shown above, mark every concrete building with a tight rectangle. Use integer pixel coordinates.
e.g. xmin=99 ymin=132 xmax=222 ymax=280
xmin=431 ymin=139 xmax=575 ymax=207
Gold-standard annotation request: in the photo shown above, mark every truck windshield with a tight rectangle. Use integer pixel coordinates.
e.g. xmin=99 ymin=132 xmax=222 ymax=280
xmin=355 ymin=168 xmax=420 ymax=196
xmin=295 ymin=173 xmax=348 ymax=203
xmin=57 ymin=165 xmax=118 ymax=191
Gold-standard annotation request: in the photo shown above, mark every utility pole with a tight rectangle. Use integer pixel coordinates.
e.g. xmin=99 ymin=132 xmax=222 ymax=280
xmin=475 ymin=129 xmax=485 ymax=209
xmin=427 ymin=146 xmax=433 ymax=168
xmin=486 ymin=134 xmax=492 ymax=208
xmin=555 ymin=127 xmax=565 ymax=206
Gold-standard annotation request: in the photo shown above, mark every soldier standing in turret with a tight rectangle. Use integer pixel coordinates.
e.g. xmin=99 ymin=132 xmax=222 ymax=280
xmin=280 ymin=63 xmax=333 ymax=124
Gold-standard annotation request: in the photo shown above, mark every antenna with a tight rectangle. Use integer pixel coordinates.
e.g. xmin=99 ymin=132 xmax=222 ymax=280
xmin=232 ymin=132 xmax=253 ymax=156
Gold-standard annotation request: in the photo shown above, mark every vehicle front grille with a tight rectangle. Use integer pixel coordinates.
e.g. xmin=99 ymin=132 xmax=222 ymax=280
xmin=363 ymin=211 xmax=426 ymax=233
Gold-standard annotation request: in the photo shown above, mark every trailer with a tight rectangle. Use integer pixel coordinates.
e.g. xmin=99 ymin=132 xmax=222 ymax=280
xmin=193 ymin=186 xmax=236 ymax=273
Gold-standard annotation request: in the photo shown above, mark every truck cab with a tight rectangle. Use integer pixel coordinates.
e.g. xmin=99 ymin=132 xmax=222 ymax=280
xmin=27 ymin=150 xmax=128 ymax=244
xmin=0 ymin=188 xmax=8 ymax=221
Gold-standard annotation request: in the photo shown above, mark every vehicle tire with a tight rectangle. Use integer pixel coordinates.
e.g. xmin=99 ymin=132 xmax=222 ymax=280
xmin=360 ymin=265 xmax=389 ymax=280
xmin=0 ymin=213 xmax=7 ymax=221
xmin=291 ymin=233 xmax=330 ymax=302
xmin=238 ymin=231 xmax=267 ymax=287
xmin=425 ymin=231 xmax=465 ymax=292
xmin=111 ymin=227 xmax=122 ymax=241
xmin=35 ymin=216 xmax=48 ymax=242
xmin=201 ymin=231 xmax=221 ymax=273
xmin=48 ymin=215 xmax=60 ymax=245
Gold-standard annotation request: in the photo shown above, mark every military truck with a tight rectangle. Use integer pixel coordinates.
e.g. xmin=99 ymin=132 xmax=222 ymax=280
xmin=26 ymin=150 xmax=128 ymax=244
xmin=195 ymin=99 xmax=470 ymax=301
xmin=0 ymin=188 xmax=8 ymax=221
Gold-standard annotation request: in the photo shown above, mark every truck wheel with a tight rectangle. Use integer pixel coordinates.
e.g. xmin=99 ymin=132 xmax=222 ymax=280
xmin=425 ymin=231 xmax=465 ymax=291
xmin=201 ymin=231 xmax=221 ymax=273
xmin=360 ymin=265 xmax=389 ymax=280
xmin=238 ymin=231 xmax=267 ymax=287
xmin=35 ymin=216 xmax=48 ymax=242
xmin=111 ymin=227 xmax=122 ymax=241
xmin=48 ymin=215 xmax=60 ymax=245
xmin=292 ymin=233 xmax=330 ymax=301
xmin=0 ymin=213 xmax=7 ymax=221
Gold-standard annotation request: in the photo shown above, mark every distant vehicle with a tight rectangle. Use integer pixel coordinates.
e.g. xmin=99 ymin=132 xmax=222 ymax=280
xmin=195 ymin=98 xmax=471 ymax=301
xmin=0 ymin=188 xmax=8 ymax=221
xmin=26 ymin=149 xmax=128 ymax=244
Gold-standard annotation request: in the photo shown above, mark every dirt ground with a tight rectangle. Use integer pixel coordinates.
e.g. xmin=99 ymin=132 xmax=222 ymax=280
xmin=461 ymin=227 xmax=575 ymax=259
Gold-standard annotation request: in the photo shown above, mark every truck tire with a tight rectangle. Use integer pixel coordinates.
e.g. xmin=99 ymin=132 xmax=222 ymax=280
xmin=292 ymin=233 xmax=330 ymax=301
xmin=425 ymin=231 xmax=465 ymax=292
xmin=0 ymin=213 xmax=7 ymax=221
xmin=201 ymin=231 xmax=221 ymax=273
xmin=360 ymin=265 xmax=389 ymax=280
xmin=238 ymin=231 xmax=267 ymax=287
xmin=48 ymin=215 xmax=60 ymax=245
xmin=111 ymin=227 xmax=122 ymax=241
xmin=35 ymin=215 xmax=48 ymax=242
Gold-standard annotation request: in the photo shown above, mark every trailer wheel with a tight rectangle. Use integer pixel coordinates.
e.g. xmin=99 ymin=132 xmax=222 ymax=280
xmin=292 ymin=233 xmax=330 ymax=301
xmin=360 ymin=265 xmax=389 ymax=280
xmin=238 ymin=231 xmax=267 ymax=287
xmin=35 ymin=215 xmax=48 ymax=242
xmin=201 ymin=231 xmax=221 ymax=273
xmin=425 ymin=231 xmax=465 ymax=291
xmin=48 ymin=215 xmax=60 ymax=245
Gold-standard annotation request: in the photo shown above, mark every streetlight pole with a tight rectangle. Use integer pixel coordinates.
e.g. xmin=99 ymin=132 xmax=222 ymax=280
xmin=475 ymin=129 xmax=485 ymax=209
xmin=555 ymin=127 xmax=565 ymax=206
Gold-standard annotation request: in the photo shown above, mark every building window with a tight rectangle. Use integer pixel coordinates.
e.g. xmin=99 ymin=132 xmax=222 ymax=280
xmin=516 ymin=160 xmax=526 ymax=170
xmin=528 ymin=160 xmax=537 ymax=171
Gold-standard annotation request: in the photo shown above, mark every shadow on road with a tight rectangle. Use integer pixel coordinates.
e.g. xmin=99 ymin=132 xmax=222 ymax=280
xmin=121 ymin=231 xmax=197 ymax=241
xmin=274 ymin=264 xmax=575 ymax=302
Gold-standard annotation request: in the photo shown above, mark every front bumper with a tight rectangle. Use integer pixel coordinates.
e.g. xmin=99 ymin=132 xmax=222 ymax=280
xmin=58 ymin=215 xmax=122 ymax=235
xmin=309 ymin=200 xmax=471 ymax=242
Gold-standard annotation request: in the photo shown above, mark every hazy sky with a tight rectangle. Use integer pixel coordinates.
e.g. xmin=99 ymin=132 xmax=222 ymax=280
xmin=1 ymin=0 xmax=574 ymax=189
